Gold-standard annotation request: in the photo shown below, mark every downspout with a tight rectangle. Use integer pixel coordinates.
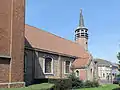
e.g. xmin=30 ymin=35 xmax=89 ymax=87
xmin=86 ymin=52 xmax=93 ymax=81
xmin=58 ymin=56 xmax=62 ymax=78
xmin=9 ymin=0 xmax=14 ymax=88
xmin=85 ymin=66 xmax=88 ymax=80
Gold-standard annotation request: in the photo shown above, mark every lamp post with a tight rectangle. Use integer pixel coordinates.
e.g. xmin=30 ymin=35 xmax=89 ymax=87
xmin=110 ymin=65 xmax=112 ymax=83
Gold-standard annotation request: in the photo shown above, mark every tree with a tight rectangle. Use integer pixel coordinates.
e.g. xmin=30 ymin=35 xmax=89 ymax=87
xmin=117 ymin=52 xmax=120 ymax=72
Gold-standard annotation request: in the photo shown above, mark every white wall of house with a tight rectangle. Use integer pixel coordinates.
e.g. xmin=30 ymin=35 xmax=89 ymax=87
xmin=98 ymin=66 xmax=112 ymax=80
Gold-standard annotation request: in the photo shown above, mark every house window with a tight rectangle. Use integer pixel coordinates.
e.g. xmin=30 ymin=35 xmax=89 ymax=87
xmin=45 ymin=57 xmax=53 ymax=73
xmin=65 ymin=61 xmax=70 ymax=73
xmin=76 ymin=70 xmax=79 ymax=77
xmin=103 ymin=73 xmax=105 ymax=77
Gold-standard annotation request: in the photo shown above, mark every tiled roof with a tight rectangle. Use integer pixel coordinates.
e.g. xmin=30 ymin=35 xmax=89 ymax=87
xmin=94 ymin=59 xmax=112 ymax=67
xmin=72 ymin=52 xmax=91 ymax=68
xmin=25 ymin=24 xmax=91 ymax=67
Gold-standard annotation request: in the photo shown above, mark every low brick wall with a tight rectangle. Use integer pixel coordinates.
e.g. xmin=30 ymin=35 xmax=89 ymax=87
xmin=0 ymin=84 xmax=8 ymax=88
xmin=0 ymin=82 xmax=25 ymax=88
xmin=0 ymin=58 xmax=10 ymax=83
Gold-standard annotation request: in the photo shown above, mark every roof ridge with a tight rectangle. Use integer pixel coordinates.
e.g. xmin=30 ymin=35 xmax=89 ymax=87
xmin=94 ymin=58 xmax=112 ymax=64
xmin=25 ymin=24 xmax=84 ymax=48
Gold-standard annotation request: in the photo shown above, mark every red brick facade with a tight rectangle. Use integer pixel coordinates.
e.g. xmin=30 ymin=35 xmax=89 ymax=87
xmin=0 ymin=0 xmax=25 ymax=88
xmin=0 ymin=59 xmax=10 ymax=83
xmin=0 ymin=0 xmax=11 ymax=56
xmin=80 ymin=69 xmax=87 ymax=80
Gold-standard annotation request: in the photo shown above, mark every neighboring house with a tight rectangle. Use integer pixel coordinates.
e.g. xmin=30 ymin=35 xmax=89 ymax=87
xmin=94 ymin=59 xmax=112 ymax=81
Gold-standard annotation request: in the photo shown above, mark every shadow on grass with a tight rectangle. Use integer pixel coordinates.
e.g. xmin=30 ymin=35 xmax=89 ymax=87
xmin=112 ymin=87 xmax=120 ymax=90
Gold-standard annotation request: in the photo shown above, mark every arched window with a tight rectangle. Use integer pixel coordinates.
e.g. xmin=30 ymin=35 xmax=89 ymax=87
xmin=65 ymin=61 xmax=70 ymax=73
xmin=76 ymin=70 xmax=79 ymax=77
xmin=45 ymin=57 xmax=53 ymax=73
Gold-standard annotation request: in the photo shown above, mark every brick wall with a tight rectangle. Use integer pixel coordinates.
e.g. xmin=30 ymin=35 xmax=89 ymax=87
xmin=80 ymin=69 xmax=87 ymax=80
xmin=0 ymin=0 xmax=12 ymax=87
xmin=0 ymin=83 xmax=25 ymax=88
xmin=10 ymin=0 xmax=25 ymax=83
xmin=0 ymin=0 xmax=11 ymax=56
xmin=0 ymin=0 xmax=25 ymax=88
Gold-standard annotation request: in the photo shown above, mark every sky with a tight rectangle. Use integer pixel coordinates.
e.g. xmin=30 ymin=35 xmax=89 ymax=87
xmin=25 ymin=0 xmax=120 ymax=63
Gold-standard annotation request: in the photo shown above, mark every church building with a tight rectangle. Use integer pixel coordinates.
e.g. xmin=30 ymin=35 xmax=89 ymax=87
xmin=24 ymin=9 xmax=94 ymax=85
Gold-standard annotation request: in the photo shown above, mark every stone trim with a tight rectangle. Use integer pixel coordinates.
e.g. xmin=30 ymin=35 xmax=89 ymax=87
xmin=64 ymin=60 xmax=71 ymax=74
xmin=43 ymin=57 xmax=54 ymax=75
xmin=25 ymin=47 xmax=77 ymax=59
xmin=0 ymin=55 xmax=11 ymax=59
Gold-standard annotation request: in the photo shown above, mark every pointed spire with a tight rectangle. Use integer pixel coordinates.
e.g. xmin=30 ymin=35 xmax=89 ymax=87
xmin=79 ymin=9 xmax=85 ymax=27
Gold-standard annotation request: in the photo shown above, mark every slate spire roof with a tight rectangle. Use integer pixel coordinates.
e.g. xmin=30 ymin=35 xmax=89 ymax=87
xmin=79 ymin=9 xmax=85 ymax=27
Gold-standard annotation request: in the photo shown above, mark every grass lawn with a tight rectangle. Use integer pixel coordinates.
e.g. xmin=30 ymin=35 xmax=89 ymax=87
xmin=76 ymin=84 xmax=120 ymax=90
xmin=0 ymin=83 xmax=55 ymax=90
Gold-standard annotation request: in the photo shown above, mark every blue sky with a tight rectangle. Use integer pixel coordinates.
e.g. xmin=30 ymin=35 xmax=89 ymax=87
xmin=25 ymin=0 xmax=120 ymax=63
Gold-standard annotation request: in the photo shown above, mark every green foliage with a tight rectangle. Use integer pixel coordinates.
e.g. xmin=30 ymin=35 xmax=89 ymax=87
xmin=119 ymin=61 xmax=120 ymax=64
xmin=117 ymin=52 xmax=120 ymax=60
xmin=67 ymin=73 xmax=99 ymax=89
xmin=118 ymin=68 xmax=120 ymax=72
xmin=84 ymin=80 xmax=99 ymax=88
xmin=68 ymin=73 xmax=84 ymax=89
xmin=92 ymin=80 xmax=99 ymax=87
xmin=0 ymin=74 xmax=100 ymax=90
xmin=117 ymin=52 xmax=120 ymax=72
xmin=116 ymin=74 xmax=120 ymax=77
xmin=48 ymin=79 xmax=72 ymax=90
xmin=84 ymin=80 xmax=94 ymax=88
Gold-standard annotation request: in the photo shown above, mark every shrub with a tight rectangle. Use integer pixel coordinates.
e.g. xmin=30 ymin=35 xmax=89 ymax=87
xmin=92 ymin=80 xmax=99 ymax=87
xmin=33 ymin=74 xmax=99 ymax=89
xmin=116 ymin=74 xmax=120 ymax=77
xmin=84 ymin=80 xmax=99 ymax=88
xmin=48 ymin=79 xmax=72 ymax=90
xmin=84 ymin=80 xmax=93 ymax=88
xmin=68 ymin=73 xmax=84 ymax=89
xmin=33 ymin=79 xmax=49 ymax=84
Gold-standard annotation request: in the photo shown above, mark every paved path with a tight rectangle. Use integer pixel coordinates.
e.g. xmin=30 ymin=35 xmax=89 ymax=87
xmin=99 ymin=79 xmax=113 ymax=84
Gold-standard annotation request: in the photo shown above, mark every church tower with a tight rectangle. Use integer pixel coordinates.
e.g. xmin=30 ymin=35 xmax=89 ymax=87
xmin=75 ymin=9 xmax=88 ymax=50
